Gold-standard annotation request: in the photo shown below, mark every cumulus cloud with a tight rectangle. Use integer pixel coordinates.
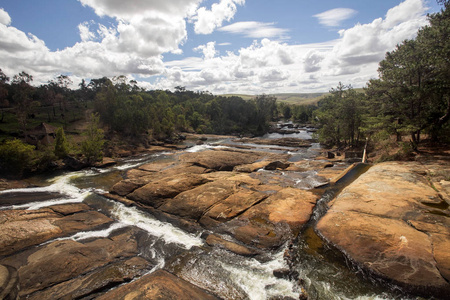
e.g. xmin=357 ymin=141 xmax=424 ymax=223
xmin=78 ymin=21 xmax=96 ymax=42
xmin=0 ymin=8 xmax=11 ymax=26
xmin=314 ymin=8 xmax=357 ymax=27
xmin=0 ymin=0 xmax=434 ymax=94
xmin=219 ymin=21 xmax=290 ymax=39
xmin=329 ymin=0 xmax=428 ymax=73
xmin=194 ymin=42 xmax=217 ymax=60
xmin=192 ymin=0 xmax=245 ymax=34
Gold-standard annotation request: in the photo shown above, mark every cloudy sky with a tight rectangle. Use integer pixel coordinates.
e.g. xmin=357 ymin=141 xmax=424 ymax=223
xmin=0 ymin=0 xmax=442 ymax=94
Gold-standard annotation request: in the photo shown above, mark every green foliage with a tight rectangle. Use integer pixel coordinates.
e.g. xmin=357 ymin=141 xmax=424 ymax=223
xmin=0 ymin=139 xmax=35 ymax=177
xmin=81 ymin=113 xmax=105 ymax=164
xmin=314 ymin=83 xmax=366 ymax=147
xmin=54 ymin=127 xmax=69 ymax=158
xmin=366 ymin=5 xmax=450 ymax=146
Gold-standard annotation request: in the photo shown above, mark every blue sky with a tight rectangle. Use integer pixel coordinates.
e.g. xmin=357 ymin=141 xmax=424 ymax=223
xmin=0 ymin=0 xmax=443 ymax=93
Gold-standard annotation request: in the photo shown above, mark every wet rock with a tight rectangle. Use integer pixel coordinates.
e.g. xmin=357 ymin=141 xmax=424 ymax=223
xmin=264 ymin=161 xmax=291 ymax=170
xmin=180 ymin=150 xmax=263 ymax=171
xmin=128 ymin=173 xmax=210 ymax=208
xmin=206 ymin=234 xmax=257 ymax=256
xmin=316 ymin=162 xmax=450 ymax=296
xmin=94 ymin=157 xmax=117 ymax=168
xmin=26 ymin=257 xmax=151 ymax=300
xmin=235 ymin=137 xmax=311 ymax=148
xmin=1 ymin=227 xmax=140 ymax=298
xmin=272 ymin=268 xmax=299 ymax=281
xmin=96 ymin=269 xmax=219 ymax=300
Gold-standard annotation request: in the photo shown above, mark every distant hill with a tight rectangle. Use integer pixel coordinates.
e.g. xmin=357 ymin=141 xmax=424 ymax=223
xmin=220 ymin=93 xmax=328 ymax=105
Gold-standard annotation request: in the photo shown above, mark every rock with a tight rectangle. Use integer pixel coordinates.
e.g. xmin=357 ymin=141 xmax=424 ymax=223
xmin=63 ymin=155 xmax=88 ymax=170
xmin=26 ymin=257 xmax=151 ymax=300
xmin=96 ymin=269 xmax=219 ymax=300
xmin=200 ymin=189 xmax=267 ymax=227
xmin=316 ymin=162 xmax=450 ymax=296
xmin=48 ymin=203 xmax=91 ymax=215
xmin=128 ymin=173 xmax=210 ymax=208
xmin=264 ymin=161 xmax=291 ymax=170
xmin=273 ymin=268 xmax=299 ymax=281
xmin=159 ymin=180 xmax=237 ymax=220
xmin=325 ymin=151 xmax=335 ymax=159
xmin=94 ymin=157 xmax=117 ymax=168
xmin=234 ymin=160 xmax=272 ymax=173
xmin=0 ymin=265 xmax=19 ymax=300
xmin=52 ymin=211 xmax=113 ymax=234
xmin=0 ymin=207 xmax=113 ymax=257
xmin=180 ymin=150 xmax=263 ymax=171
xmin=206 ymin=234 xmax=257 ymax=256
xmin=230 ymin=187 xmax=318 ymax=249
xmin=2 ymin=227 xmax=140 ymax=298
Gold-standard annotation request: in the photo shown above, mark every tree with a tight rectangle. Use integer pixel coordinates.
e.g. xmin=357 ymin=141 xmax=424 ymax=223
xmin=11 ymin=71 xmax=37 ymax=131
xmin=315 ymin=83 xmax=365 ymax=147
xmin=54 ymin=127 xmax=69 ymax=159
xmin=81 ymin=113 xmax=105 ymax=164
xmin=366 ymin=4 xmax=450 ymax=146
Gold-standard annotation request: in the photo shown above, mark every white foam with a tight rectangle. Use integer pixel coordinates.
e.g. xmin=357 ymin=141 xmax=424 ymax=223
xmin=220 ymin=248 xmax=298 ymax=300
xmin=109 ymin=201 xmax=203 ymax=250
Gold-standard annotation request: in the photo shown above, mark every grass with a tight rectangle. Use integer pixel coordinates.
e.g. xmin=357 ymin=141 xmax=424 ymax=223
xmin=221 ymin=93 xmax=328 ymax=105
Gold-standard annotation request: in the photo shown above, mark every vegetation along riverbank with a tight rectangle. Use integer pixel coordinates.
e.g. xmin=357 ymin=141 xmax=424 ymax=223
xmin=0 ymin=2 xmax=449 ymax=299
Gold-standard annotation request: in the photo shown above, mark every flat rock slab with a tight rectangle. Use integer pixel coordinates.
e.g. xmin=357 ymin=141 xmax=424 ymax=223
xmin=316 ymin=161 xmax=450 ymax=295
xmin=97 ymin=269 xmax=219 ymax=300
xmin=0 ymin=206 xmax=113 ymax=256
xmin=180 ymin=150 xmax=264 ymax=171
xmin=26 ymin=257 xmax=151 ymax=300
xmin=128 ymin=173 xmax=210 ymax=208
xmin=1 ymin=227 xmax=140 ymax=298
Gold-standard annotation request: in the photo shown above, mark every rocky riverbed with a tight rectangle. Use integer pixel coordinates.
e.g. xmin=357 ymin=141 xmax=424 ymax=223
xmin=0 ymin=134 xmax=449 ymax=299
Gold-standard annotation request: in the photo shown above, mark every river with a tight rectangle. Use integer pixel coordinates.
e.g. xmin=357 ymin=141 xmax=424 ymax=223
xmin=0 ymin=128 xmax=416 ymax=299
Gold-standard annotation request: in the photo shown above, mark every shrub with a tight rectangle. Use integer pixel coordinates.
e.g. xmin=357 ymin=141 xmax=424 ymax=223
xmin=0 ymin=139 xmax=35 ymax=177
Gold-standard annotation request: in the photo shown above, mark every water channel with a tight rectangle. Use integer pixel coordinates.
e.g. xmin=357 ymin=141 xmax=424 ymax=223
xmin=0 ymin=129 xmax=418 ymax=299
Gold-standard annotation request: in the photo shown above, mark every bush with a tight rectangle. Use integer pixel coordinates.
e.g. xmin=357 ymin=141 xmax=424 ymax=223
xmin=0 ymin=139 xmax=36 ymax=177
xmin=54 ymin=127 xmax=70 ymax=158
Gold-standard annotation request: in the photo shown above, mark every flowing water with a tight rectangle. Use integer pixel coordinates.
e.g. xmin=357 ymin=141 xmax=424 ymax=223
xmin=0 ymin=130 xmax=417 ymax=299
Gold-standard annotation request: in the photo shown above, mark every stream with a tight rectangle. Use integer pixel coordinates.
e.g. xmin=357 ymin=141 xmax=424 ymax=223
xmin=0 ymin=128 xmax=415 ymax=299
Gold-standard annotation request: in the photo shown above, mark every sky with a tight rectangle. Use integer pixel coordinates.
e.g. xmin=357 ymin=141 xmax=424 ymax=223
xmin=0 ymin=0 xmax=443 ymax=94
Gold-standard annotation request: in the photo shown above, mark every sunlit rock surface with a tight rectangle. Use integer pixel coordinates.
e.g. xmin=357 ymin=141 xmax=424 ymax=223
xmin=316 ymin=161 xmax=450 ymax=296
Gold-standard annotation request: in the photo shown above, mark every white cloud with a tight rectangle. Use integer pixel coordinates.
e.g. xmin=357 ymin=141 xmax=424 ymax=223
xmin=219 ymin=21 xmax=289 ymax=39
xmin=192 ymin=0 xmax=245 ymax=34
xmin=78 ymin=21 xmax=96 ymax=42
xmin=194 ymin=42 xmax=217 ymax=60
xmin=314 ymin=8 xmax=357 ymax=27
xmin=0 ymin=8 xmax=11 ymax=26
xmin=0 ymin=0 xmax=434 ymax=94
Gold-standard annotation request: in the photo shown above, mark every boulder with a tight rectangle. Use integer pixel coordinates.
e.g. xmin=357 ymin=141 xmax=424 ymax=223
xmin=0 ymin=265 xmax=19 ymax=300
xmin=230 ymin=187 xmax=318 ymax=249
xmin=128 ymin=173 xmax=210 ymax=208
xmin=0 ymin=206 xmax=113 ymax=257
xmin=180 ymin=150 xmax=263 ymax=171
xmin=96 ymin=269 xmax=219 ymax=300
xmin=206 ymin=234 xmax=257 ymax=256
xmin=2 ymin=227 xmax=140 ymax=297
xmin=159 ymin=180 xmax=237 ymax=220
xmin=26 ymin=257 xmax=151 ymax=300
xmin=316 ymin=162 xmax=450 ymax=295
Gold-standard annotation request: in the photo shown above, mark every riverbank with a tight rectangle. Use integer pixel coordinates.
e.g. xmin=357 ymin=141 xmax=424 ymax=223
xmin=0 ymin=133 xmax=449 ymax=299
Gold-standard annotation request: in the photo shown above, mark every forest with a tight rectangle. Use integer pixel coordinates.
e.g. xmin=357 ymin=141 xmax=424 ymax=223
xmin=0 ymin=2 xmax=448 ymax=177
